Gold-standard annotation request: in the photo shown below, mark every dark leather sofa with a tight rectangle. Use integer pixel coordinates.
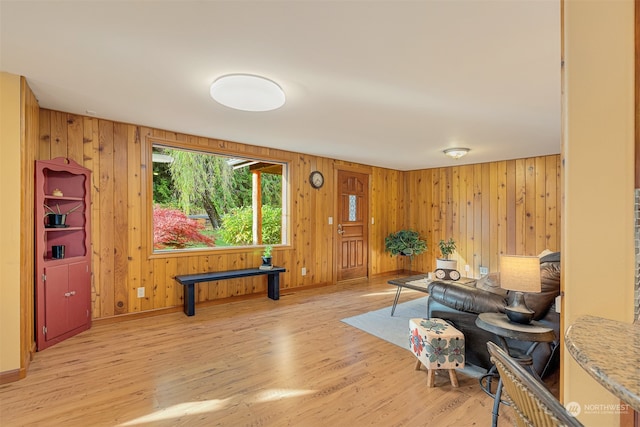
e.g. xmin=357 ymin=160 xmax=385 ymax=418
xmin=425 ymin=252 xmax=561 ymax=377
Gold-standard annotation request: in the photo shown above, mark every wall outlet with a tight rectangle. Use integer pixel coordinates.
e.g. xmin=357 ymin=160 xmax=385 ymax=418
xmin=464 ymin=264 xmax=470 ymax=272
xmin=137 ymin=287 xmax=145 ymax=298
xmin=328 ymin=217 xmax=333 ymax=225
xmin=479 ymin=266 xmax=489 ymax=276
xmin=301 ymin=267 xmax=307 ymax=276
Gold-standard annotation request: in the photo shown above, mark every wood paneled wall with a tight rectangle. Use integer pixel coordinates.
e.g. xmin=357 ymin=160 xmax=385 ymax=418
xmin=370 ymin=167 xmax=406 ymax=276
xmin=35 ymin=108 xmax=560 ymax=320
xmin=35 ymin=110 xmax=403 ymax=319
xmin=403 ymin=156 xmax=561 ymax=277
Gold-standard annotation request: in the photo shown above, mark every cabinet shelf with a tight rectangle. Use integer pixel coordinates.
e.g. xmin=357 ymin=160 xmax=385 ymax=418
xmin=44 ymin=227 xmax=84 ymax=232
xmin=44 ymin=195 xmax=84 ymax=201
xmin=43 ymin=255 xmax=85 ymax=264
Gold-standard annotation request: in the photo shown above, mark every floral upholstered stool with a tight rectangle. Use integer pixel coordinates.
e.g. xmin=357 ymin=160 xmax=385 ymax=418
xmin=409 ymin=317 xmax=465 ymax=387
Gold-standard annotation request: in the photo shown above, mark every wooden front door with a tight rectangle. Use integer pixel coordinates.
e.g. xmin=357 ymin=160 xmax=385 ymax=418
xmin=336 ymin=170 xmax=369 ymax=281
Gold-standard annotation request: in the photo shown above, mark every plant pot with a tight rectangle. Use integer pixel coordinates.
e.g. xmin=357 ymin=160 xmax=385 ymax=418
xmin=47 ymin=214 xmax=67 ymax=227
xmin=261 ymin=256 xmax=272 ymax=266
xmin=436 ymin=258 xmax=457 ymax=270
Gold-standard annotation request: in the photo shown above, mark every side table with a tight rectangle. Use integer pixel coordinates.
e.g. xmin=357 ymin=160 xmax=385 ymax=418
xmin=475 ymin=312 xmax=556 ymax=427
xmin=387 ymin=275 xmax=475 ymax=316
xmin=387 ymin=274 xmax=430 ymax=316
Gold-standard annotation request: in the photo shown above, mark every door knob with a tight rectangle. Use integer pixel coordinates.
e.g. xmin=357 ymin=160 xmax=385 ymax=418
xmin=337 ymin=224 xmax=344 ymax=235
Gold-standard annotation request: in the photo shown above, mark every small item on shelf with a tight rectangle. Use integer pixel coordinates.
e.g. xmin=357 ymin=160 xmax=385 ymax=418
xmin=52 ymin=245 xmax=65 ymax=259
xmin=259 ymin=264 xmax=274 ymax=270
xmin=434 ymin=268 xmax=461 ymax=281
xmin=52 ymin=188 xmax=63 ymax=197
xmin=46 ymin=213 xmax=67 ymax=228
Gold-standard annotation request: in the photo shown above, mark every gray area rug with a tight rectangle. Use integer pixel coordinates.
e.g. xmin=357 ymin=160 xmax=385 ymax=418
xmin=341 ymin=297 xmax=428 ymax=348
xmin=341 ymin=297 xmax=486 ymax=378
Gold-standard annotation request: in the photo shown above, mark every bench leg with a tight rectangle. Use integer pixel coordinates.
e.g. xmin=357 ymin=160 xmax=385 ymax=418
xmin=184 ymin=283 xmax=195 ymax=316
xmin=267 ymin=273 xmax=280 ymax=300
xmin=414 ymin=359 xmax=422 ymax=371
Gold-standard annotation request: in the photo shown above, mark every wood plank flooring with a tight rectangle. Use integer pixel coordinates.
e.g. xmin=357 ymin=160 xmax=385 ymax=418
xmin=0 ymin=275 xmax=517 ymax=426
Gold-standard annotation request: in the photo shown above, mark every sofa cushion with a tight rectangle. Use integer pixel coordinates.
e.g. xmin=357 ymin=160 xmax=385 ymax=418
xmin=540 ymin=251 xmax=561 ymax=263
xmin=427 ymin=281 xmax=507 ymax=315
xmin=475 ymin=272 xmax=507 ymax=297
xmin=538 ymin=249 xmax=554 ymax=259
xmin=507 ymin=258 xmax=560 ymax=320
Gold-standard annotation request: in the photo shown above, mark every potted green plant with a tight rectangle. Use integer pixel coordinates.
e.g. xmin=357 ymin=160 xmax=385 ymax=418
xmin=261 ymin=245 xmax=273 ymax=268
xmin=384 ymin=230 xmax=427 ymax=262
xmin=44 ymin=203 xmax=82 ymax=227
xmin=436 ymin=238 xmax=457 ymax=270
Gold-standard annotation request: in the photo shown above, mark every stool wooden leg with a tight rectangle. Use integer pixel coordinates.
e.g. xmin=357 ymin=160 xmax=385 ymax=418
xmin=448 ymin=369 xmax=459 ymax=387
xmin=414 ymin=360 xmax=422 ymax=371
xmin=427 ymin=369 xmax=436 ymax=387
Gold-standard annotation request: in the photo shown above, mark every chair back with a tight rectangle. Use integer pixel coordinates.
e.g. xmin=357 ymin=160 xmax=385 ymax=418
xmin=487 ymin=341 xmax=583 ymax=427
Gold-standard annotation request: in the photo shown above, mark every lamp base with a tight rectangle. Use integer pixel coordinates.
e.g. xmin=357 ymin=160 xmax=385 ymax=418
xmin=504 ymin=291 xmax=535 ymax=324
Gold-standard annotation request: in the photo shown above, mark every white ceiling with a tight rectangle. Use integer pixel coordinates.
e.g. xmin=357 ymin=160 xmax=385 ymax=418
xmin=0 ymin=0 xmax=561 ymax=171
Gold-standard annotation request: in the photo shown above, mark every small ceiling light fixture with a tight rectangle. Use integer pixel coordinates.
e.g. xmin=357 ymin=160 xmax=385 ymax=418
xmin=443 ymin=147 xmax=470 ymax=159
xmin=209 ymin=74 xmax=285 ymax=112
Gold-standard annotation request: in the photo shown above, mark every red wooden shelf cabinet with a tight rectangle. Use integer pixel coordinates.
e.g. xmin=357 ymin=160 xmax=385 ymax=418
xmin=35 ymin=157 xmax=92 ymax=350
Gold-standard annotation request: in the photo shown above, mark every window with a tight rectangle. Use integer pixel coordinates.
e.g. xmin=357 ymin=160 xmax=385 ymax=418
xmin=151 ymin=143 xmax=287 ymax=253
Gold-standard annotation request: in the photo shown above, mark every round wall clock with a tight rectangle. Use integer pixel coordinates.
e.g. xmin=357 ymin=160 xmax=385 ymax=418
xmin=310 ymin=171 xmax=324 ymax=189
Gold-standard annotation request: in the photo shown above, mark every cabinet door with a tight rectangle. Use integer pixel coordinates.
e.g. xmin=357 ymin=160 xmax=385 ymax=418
xmin=43 ymin=264 xmax=70 ymax=341
xmin=67 ymin=261 xmax=90 ymax=331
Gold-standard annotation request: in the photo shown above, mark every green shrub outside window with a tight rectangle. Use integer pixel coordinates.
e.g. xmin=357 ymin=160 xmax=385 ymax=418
xmin=152 ymin=143 xmax=286 ymax=252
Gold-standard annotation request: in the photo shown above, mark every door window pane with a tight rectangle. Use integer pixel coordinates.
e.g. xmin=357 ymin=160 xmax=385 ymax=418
xmin=348 ymin=194 xmax=357 ymax=221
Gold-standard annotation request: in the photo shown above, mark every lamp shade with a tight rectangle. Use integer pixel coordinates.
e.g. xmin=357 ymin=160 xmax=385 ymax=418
xmin=499 ymin=255 xmax=541 ymax=293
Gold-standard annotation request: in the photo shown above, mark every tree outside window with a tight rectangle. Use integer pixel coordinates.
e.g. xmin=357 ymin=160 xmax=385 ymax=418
xmin=152 ymin=144 xmax=286 ymax=252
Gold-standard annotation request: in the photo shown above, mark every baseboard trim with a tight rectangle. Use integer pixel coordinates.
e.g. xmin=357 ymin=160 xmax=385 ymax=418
xmin=370 ymin=270 xmax=404 ymax=279
xmin=93 ymin=305 xmax=184 ymax=326
xmin=0 ymin=367 xmax=25 ymax=385
xmin=93 ymin=282 xmax=336 ymax=324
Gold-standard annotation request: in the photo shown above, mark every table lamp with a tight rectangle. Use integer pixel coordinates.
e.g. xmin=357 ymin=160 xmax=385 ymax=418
xmin=500 ymin=255 xmax=541 ymax=324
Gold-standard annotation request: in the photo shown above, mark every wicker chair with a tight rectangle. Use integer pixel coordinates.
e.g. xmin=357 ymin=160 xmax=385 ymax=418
xmin=487 ymin=341 xmax=583 ymax=427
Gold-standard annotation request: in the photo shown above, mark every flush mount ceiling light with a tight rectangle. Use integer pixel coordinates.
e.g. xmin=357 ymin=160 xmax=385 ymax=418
xmin=209 ymin=74 xmax=285 ymax=112
xmin=443 ymin=147 xmax=470 ymax=159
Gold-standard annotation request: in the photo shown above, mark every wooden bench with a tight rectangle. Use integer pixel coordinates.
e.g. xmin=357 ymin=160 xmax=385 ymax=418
xmin=175 ymin=266 xmax=286 ymax=316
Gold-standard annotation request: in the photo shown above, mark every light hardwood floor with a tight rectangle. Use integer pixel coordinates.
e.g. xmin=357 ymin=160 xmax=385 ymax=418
xmin=0 ymin=276 xmax=517 ymax=426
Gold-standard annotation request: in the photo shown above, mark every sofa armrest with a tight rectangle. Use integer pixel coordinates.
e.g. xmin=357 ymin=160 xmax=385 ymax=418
xmin=427 ymin=281 xmax=507 ymax=314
